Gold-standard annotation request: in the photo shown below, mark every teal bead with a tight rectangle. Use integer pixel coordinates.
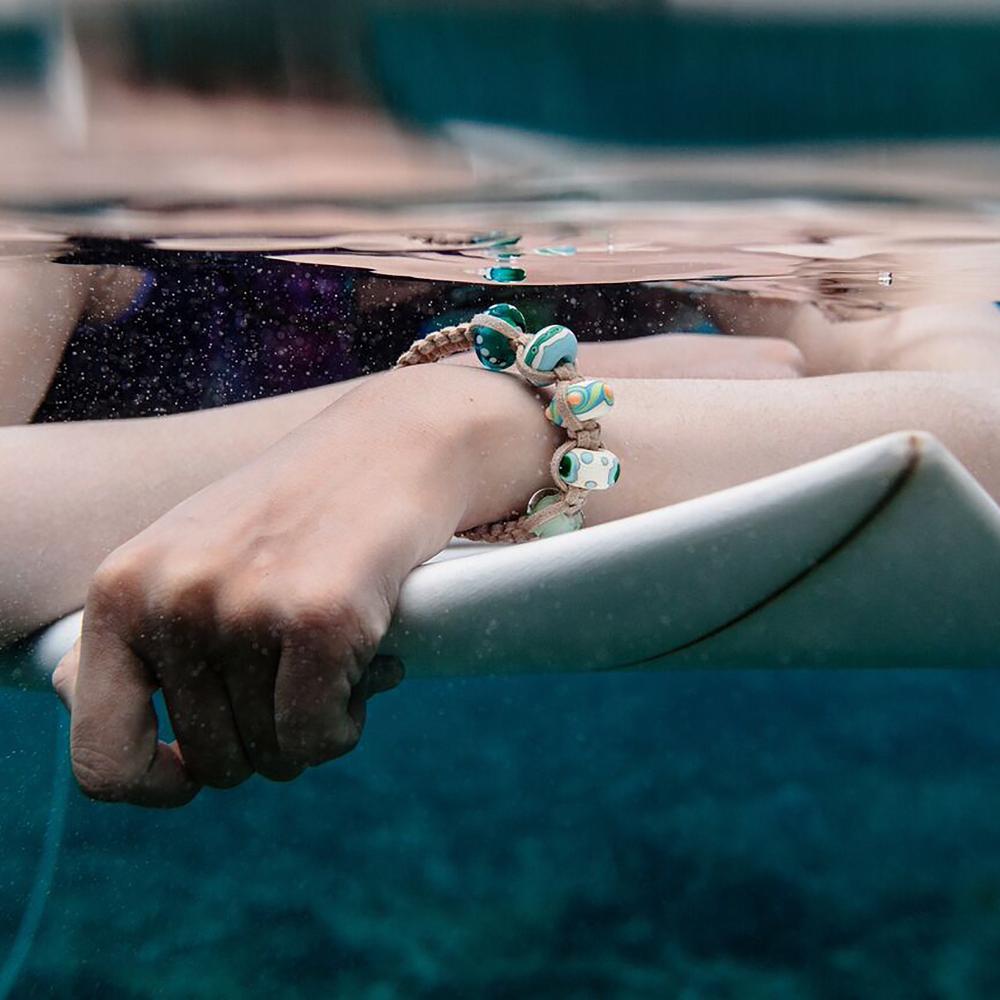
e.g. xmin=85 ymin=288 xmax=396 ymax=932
xmin=545 ymin=378 xmax=615 ymax=426
xmin=486 ymin=303 xmax=526 ymax=332
xmin=484 ymin=266 xmax=526 ymax=283
xmin=527 ymin=489 xmax=583 ymax=538
xmin=470 ymin=303 xmax=526 ymax=371
xmin=524 ymin=324 xmax=578 ymax=372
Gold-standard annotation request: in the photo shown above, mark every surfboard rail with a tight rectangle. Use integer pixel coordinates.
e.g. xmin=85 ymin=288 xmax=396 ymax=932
xmin=4 ymin=430 xmax=999 ymax=689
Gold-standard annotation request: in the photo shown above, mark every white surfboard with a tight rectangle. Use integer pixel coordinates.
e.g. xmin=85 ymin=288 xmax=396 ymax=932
xmin=5 ymin=430 xmax=1000 ymax=688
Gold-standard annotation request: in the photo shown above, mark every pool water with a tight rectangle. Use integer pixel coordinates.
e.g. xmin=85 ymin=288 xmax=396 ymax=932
xmin=2 ymin=191 xmax=1000 ymax=998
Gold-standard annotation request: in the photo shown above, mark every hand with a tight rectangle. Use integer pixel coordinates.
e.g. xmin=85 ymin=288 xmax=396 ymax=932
xmin=53 ymin=364 xmax=549 ymax=806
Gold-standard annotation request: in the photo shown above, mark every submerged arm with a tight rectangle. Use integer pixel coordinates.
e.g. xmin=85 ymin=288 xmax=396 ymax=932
xmin=0 ymin=381 xmax=351 ymax=643
xmin=0 ymin=332 xmax=803 ymax=643
xmin=53 ymin=361 xmax=999 ymax=806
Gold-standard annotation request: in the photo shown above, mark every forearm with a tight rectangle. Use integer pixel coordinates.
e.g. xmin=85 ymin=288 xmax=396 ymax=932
xmin=446 ymin=367 xmax=1000 ymax=530
xmin=0 ymin=380 xmax=354 ymax=640
xmin=50 ymin=362 xmax=1000 ymax=806
xmin=5 ymin=361 xmax=997 ymax=642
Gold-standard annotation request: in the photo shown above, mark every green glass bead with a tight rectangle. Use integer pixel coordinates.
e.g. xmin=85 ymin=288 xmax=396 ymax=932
xmin=545 ymin=378 xmax=614 ymax=426
xmin=487 ymin=303 xmax=526 ymax=332
xmin=527 ymin=489 xmax=583 ymax=538
xmin=470 ymin=303 xmax=525 ymax=371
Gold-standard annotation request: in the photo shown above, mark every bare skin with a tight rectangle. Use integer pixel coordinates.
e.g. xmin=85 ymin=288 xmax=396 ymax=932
xmin=0 ymin=325 xmax=804 ymax=640
xmin=32 ymin=298 xmax=998 ymax=808
xmin=0 ymin=270 xmax=996 ymax=806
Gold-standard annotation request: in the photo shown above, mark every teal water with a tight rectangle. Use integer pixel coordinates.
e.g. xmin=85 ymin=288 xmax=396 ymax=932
xmin=6 ymin=670 xmax=1000 ymax=997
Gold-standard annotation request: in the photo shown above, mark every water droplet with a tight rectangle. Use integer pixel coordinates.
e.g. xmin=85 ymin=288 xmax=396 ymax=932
xmin=878 ymin=271 xmax=894 ymax=286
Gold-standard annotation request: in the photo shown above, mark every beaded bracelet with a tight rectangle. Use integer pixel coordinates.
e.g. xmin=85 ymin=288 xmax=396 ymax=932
xmin=396 ymin=304 xmax=620 ymax=543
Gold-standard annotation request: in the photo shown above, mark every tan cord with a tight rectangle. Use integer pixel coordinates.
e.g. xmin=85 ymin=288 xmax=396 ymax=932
xmin=396 ymin=313 xmax=612 ymax=543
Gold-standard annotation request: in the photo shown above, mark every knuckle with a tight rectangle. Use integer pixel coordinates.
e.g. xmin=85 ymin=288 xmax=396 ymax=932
xmin=157 ymin=554 xmax=220 ymax=615
xmin=71 ymin=742 xmax=140 ymax=802
xmin=215 ymin=584 xmax=275 ymax=637
xmin=88 ymin=546 xmax=151 ymax=614
xmin=276 ymin=695 xmax=360 ymax=766
xmin=320 ymin=730 xmax=360 ymax=762
xmin=288 ymin=727 xmax=359 ymax=766
xmin=282 ymin=588 xmax=380 ymax=656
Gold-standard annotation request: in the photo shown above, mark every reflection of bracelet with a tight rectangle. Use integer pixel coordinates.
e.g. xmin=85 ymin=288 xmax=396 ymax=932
xmin=396 ymin=304 xmax=620 ymax=543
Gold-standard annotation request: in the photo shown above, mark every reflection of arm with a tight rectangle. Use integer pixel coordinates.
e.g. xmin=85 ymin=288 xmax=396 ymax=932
xmin=0 ymin=379 xmax=353 ymax=642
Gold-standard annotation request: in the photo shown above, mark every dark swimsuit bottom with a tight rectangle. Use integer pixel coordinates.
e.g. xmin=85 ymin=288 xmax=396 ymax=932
xmin=35 ymin=240 xmax=703 ymax=423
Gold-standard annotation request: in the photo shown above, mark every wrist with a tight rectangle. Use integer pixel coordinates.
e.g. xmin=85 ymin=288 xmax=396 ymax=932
xmin=454 ymin=369 xmax=561 ymax=531
xmin=347 ymin=363 xmax=558 ymax=537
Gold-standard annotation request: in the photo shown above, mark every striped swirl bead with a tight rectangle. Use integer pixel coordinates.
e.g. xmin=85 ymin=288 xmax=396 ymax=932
xmin=545 ymin=378 xmax=615 ymax=426
xmin=523 ymin=324 xmax=578 ymax=372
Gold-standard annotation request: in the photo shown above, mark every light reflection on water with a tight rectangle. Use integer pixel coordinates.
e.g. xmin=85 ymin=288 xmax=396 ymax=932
xmin=5 ymin=192 xmax=1000 ymax=314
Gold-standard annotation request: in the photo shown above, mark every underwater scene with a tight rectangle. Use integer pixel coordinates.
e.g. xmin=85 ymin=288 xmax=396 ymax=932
xmin=4 ymin=0 xmax=1000 ymax=994
xmin=0 ymin=191 xmax=999 ymax=997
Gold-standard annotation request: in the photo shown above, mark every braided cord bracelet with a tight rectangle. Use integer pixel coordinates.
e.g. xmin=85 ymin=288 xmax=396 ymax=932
xmin=396 ymin=304 xmax=620 ymax=543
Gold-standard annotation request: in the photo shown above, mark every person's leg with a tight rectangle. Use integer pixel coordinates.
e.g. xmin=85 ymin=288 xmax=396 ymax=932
xmin=0 ymin=264 xmax=148 ymax=426
xmin=708 ymin=296 xmax=1000 ymax=378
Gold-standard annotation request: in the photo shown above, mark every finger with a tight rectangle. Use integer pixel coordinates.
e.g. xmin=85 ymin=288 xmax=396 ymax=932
xmin=72 ymin=625 xmax=199 ymax=807
xmin=158 ymin=659 xmax=254 ymax=789
xmin=365 ymin=656 xmax=405 ymax=697
xmin=273 ymin=628 xmax=363 ymax=767
xmin=52 ymin=639 xmax=81 ymax=712
xmin=343 ymin=656 xmax=406 ymax=734
xmin=223 ymin=653 xmax=304 ymax=783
